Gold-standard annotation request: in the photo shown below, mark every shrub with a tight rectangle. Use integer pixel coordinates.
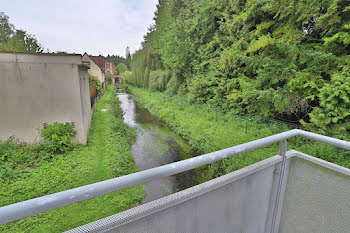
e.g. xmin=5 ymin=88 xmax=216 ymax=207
xmin=41 ymin=122 xmax=77 ymax=154
xmin=105 ymin=72 xmax=113 ymax=85
xmin=116 ymin=63 xmax=128 ymax=75
xmin=89 ymin=74 xmax=102 ymax=92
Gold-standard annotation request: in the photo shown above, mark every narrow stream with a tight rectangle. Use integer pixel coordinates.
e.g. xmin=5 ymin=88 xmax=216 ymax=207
xmin=117 ymin=90 xmax=197 ymax=203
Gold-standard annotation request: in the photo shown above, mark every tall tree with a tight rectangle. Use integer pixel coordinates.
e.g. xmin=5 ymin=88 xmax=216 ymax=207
xmin=0 ymin=12 xmax=14 ymax=45
xmin=125 ymin=46 xmax=131 ymax=68
xmin=0 ymin=12 xmax=42 ymax=52
xmin=127 ymin=0 xmax=350 ymax=135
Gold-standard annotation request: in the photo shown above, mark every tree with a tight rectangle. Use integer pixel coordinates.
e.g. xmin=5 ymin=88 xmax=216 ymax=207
xmin=129 ymin=0 xmax=350 ymax=135
xmin=125 ymin=46 xmax=131 ymax=68
xmin=0 ymin=12 xmax=42 ymax=52
xmin=116 ymin=63 xmax=128 ymax=75
xmin=0 ymin=12 xmax=14 ymax=44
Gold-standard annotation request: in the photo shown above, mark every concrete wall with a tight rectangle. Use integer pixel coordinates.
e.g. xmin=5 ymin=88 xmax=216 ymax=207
xmin=82 ymin=54 xmax=105 ymax=85
xmin=0 ymin=52 xmax=92 ymax=145
xmin=78 ymin=69 xmax=92 ymax=142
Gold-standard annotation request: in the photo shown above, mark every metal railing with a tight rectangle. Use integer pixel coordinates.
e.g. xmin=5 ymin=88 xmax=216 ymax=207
xmin=0 ymin=129 xmax=349 ymax=225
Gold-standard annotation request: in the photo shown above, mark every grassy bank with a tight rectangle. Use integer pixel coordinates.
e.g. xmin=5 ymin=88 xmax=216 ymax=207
xmin=128 ymin=86 xmax=350 ymax=180
xmin=0 ymin=86 xmax=145 ymax=232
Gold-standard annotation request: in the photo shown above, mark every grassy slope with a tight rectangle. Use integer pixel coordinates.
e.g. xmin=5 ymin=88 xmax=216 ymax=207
xmin=129 ymin=86 xmax=350 ymax=180
xmin=0 ymin=86 xmax=145 ymax=232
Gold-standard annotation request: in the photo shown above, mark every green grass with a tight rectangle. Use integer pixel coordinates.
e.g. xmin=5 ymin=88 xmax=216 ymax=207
xmin=128 ymin=86 xmax=350 ymax=181
xmin=0 ymin=86 xmax=146 ymax=232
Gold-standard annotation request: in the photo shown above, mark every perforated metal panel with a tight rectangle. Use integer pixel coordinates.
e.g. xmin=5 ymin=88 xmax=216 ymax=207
xmin=279 ymin=153 xmax=350 ymax=233
xmin=67 ymin=151 xmax=350 ymax=233
xmin=67 ymin=156 xmax=282 ymax=233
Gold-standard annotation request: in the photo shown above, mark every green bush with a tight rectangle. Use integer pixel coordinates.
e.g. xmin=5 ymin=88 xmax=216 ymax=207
xmin=105 ymin=72 xmax=113 ymax=85
xmin=89 ymin=73 xmax=102 ymax=92
xmin=41 ymin=122 xmax=77 ymax=154
xmin=116 ymin=63 xmax=128 ymax=75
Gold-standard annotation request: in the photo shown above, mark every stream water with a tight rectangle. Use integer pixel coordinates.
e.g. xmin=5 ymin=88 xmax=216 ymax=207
xmin=117 ymin=90 xmax=197 ymax=203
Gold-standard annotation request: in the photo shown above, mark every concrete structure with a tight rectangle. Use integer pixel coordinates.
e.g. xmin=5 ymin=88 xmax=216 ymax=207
xmin=82 ymin=53 xmax=105 ymax=86
xmin=0 ymin=51 xmax=92 ymax=145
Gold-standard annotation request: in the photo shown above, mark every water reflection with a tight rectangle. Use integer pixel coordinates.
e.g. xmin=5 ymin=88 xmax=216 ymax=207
xmin=117 ymin=90 xmax=197 ymax=203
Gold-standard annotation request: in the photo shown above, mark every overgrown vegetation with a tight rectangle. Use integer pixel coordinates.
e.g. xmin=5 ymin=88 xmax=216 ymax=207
xmin=0 ymin=86 xmax=145 ymax=232
xmin=0 ymin=12 xmax=42 ymax=52
xmin=41 ymin=122 xmax=77 ymax=154
xmin=126 ymin=0 xmax=350 ymax=136
xmin=129 ymin=86 xmax=350 ymax=181
xmin=105 ymin=72 xmax=113 ymax=85
xmin=0 ymin=122 xmax=77 ymax=183
xmin=89 ymin=73 xmax=102 ymax=92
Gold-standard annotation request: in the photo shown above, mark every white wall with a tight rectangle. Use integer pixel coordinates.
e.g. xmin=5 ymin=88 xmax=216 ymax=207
xmin=0 ymin=52 xmax=92 ymax=145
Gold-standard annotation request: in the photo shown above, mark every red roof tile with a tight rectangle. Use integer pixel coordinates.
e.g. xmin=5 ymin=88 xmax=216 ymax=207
xmin=91 ymin=55 xmax=106 ymax=70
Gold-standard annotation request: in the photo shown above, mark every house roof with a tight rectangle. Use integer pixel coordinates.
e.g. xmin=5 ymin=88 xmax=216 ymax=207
xmin=83 ymin=53 xmax=105 ymax=72
xmin=90 ymin=55 xmax=106 ymax=70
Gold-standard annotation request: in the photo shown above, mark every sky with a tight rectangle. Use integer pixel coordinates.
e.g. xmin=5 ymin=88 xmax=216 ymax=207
xmin=1 ymin=0 xmax=158 ymax=57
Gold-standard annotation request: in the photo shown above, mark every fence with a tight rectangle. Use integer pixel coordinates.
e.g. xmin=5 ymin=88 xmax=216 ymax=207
xmin=90 ymin=85 xmax=98 ymax=108
xmin=0 ymin=129 xmax=349 ymax=232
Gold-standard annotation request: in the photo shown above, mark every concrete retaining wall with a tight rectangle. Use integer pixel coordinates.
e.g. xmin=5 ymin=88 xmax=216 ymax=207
xmin=0 ymin=52 xmax=92 ymax=145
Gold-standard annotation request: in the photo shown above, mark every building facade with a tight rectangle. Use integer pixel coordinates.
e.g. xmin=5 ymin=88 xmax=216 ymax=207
xmin=82 ymin=53 xmax=106 ymax=87
xmin=105 ymin=56 xmax=115 ymax=84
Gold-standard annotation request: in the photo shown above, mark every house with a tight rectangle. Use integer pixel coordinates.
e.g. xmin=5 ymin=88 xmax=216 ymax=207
xmin=82 ymin=53 xmax=106 ymax=89
xmin=0 ymin=51 xmax=92 ymax=145
xmin=105 ymin=56 xmax=115 ymax=84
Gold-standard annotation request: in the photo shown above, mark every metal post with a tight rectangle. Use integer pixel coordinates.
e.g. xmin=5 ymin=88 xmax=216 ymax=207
xmin=270 ymin=139 xmax=288 ymax=233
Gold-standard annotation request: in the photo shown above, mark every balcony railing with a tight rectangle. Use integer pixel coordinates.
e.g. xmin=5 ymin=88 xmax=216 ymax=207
xmin=0 ymin=129 xmax=349 ymax=233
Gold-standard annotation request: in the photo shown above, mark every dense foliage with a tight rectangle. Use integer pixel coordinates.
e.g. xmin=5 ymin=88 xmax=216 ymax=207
xmin=127 ymin=0 xmax=350 ymax=136
xmin=0 ymin=12 xmax=42 ymax=52
xmin=41 ymin=122 xmax=77 ymax=154
xmin=129 ymin=86 xmax=350 ymax=181
xmin=89 ymin=73 xmax=102 ymax=92
xmin=109 ymin=55 xmax=128 ymax=68
xmin=116 ymin=63 xmax=128 ymax=75
xmin=109 ymin=47 xmax=132 ymax=69
xmin=0 ymin=86 xmax=145 ymax=232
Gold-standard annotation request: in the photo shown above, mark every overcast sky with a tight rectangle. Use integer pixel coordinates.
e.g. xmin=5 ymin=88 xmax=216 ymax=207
xmin=1 ymin=0 xmax=158 ymax=57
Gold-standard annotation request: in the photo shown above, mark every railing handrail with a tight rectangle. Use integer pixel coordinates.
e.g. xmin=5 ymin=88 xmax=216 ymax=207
xmin=0 ymin=129 xmax=349 ymax=224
